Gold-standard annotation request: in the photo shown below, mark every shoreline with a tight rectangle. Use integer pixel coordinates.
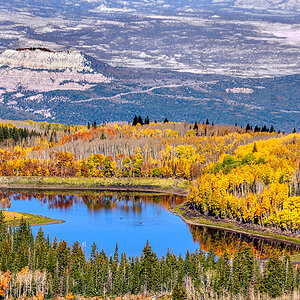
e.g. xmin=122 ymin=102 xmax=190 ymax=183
xmin=170 ymin=201 xmax=300 ymax=247
xmin=2 ymin=176 xmax=299 ymax=247
xmin=0 ymin=176 xmax=189 ymax=197
xmin=0 ymin=184 xmax=188 ymax=197
xmin=3 ymin=211 xmax=64 ymax=226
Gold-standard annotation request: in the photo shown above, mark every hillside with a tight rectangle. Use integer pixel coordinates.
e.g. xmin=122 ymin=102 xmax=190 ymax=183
xmin=0 ymin=119 xmax=299 ymax=299
xmin=0 ymin=48 xmax=299 ymax=131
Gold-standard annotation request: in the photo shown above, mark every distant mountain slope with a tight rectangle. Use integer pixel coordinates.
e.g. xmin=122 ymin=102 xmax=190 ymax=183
xmin=0 ymin=48 xmax=299 ymax=131
xmin=5 ymin=0 xmax=299 ymax=15
xmin=1 ymin=0 xmax=299 ymax=78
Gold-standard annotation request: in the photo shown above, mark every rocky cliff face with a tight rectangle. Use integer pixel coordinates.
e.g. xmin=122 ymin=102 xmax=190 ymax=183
xmin=0 ymin=48 xmax=94 ymax=72
xmin=0 ymin=48 xmax=111 ymax=94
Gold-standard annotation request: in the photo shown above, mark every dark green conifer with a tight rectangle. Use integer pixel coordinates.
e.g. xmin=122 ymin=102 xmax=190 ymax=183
xmin=144 ymin=116 xmax=150 ymax=125
xmin=132 ymin=115 xmax=138 ymax=126
xmin=140 ymin=240 xmax=159 ymax=292
xmin=172 ymin=282 xmax=187 ymax=300
xmin=70 ymin=241 xmax=86 ymax=294
xmin=231 ymin=246 xmax=254 ymax=295
xmin=260 ymin=256 xmax=285 ymax=298
xmin=213 ymin=252 xmax=231 ymax=294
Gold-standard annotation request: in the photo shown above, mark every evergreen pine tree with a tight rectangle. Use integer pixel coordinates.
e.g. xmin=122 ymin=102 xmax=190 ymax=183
xmin=172 ymin=282 xmax=187 ymax=300
xmin=137 ymin=115 xmax=144 ymax=125
xmin=261 ymin=125 xmax=267 ymax=132
xmin=140 ymin=240 xmax=158 ymax=292
xmin=34 ymin=227 xmax=47 ymax=270
xmin=245 ymin=123 xmax=252 ymax=131
xmin=231 ymin=246 xmax=254 ymax=296
xmin=295 ymin=267 xmax=300 ymax=291
xmin=213 ymin=253 xmax=231 ymax=294
xmin=193 ymin=122 xmax=198 ymax=131
xmin=254 ymin=125 xmax=260 ymax=132
xmin=70 ymin=241 xmax=86 ymax=294
xmin=0 ymin=211 xmax=5 ymax=245
xmin=132 ymin=115 xmax=138 ymax=126
xmin=260 ymin=256 xmax=285 ymax=298
xmin=144 ymin=116 xmax=150 ymax=125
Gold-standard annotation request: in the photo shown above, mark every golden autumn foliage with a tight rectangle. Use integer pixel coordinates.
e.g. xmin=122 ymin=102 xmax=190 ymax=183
xmin=189 ymin=133 xmax=300 ymax=231
xmin=0 ymin=119 xmax=299 ymax=232
xmin=0 ymin=120 xmax=283 ymax=180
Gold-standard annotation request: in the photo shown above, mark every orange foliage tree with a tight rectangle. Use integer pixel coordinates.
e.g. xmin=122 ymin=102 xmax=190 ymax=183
xmin=0 ymin=270 xmax=11 ymax=297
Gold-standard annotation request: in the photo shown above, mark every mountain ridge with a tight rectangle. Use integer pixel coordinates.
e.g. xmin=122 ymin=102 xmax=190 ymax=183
xmin=0 ymin=48 xmax=298 ymax=131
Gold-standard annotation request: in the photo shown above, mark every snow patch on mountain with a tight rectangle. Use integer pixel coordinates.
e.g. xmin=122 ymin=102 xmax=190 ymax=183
xmin=226 ymin=87 xmax=254 ymax=94
xmin=233 ymin=0 xmax=300 ymax=12
xmin=92 ymin=4 xmax=135 ymax=13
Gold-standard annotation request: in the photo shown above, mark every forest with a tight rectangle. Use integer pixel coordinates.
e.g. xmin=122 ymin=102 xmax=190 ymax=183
xmin=188 ymin=134 xmax=300 ymax=232
xmin=0 ymin=119 xmax=299 ymax=233
xmin=0 ymin=119 xmax=299 ymax=299
xmin=0 ymin=215 xmax=299 ymax=300
xmin=0 ymin=120 xmax=287 ymax=181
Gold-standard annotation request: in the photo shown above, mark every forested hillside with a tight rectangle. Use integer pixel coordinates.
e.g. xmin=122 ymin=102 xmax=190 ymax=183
xmin=0 ymin=120 xmax=284 ymax=179
xmin=188 ymin=134 xmax=300 ymax=232
xmin=0 ymin=119 xmax=299 ymax=232
xmin=0 ymin=119 xmax=299 ymax=220
xmin=0 ymin=119 xmax=299 ymax=299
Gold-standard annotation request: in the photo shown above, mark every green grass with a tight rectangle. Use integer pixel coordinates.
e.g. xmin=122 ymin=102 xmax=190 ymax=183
xmin=3 ymin=210 xmax=63 ymax=226
xmin=173 ymin=203 xmax=300 ymax=246
xmin=0 ymin=176 xmax=190 ymax=195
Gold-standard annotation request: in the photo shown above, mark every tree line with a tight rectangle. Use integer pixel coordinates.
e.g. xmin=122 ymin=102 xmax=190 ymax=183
xmin=0 ymin=125 xmax=40 ymax=144
xmin=0 ymin=215 xmax=299 ymax=299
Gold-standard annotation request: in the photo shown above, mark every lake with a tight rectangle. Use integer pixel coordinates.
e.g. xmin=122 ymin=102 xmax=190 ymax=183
xmin=6 ymin=190 xmax=300 ymax=258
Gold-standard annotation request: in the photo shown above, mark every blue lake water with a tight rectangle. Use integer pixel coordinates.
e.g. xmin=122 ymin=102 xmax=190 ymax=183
xmin=7 ymin=191 xmax=299 ymax=258
xmin=8 ymin=192 xmax=197 ymax=257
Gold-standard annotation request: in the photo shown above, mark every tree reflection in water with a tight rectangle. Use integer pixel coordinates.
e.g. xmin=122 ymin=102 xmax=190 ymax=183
xmin=5 ymin=191 xmax=185 ymax=214
xmin=189 ymin=224 xmax=300 ymax=259
xmin=4 ymin=191 xmax=300 ymax=258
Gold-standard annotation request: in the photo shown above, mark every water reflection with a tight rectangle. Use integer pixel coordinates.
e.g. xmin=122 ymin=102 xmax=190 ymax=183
xmin=189 ymin=225 xmax=300 ymax=258
xmin=7 ymin=191 xmax=185 ymax=214
xmin=4 ymin=191 xmax=300 ymax=257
